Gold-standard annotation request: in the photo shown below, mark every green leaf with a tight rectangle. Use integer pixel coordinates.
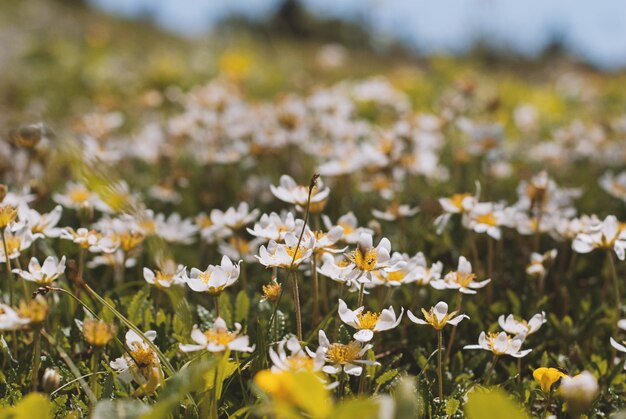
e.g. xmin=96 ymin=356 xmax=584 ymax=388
xmin=219 ymin=293 xmax=233 ymax=326
xmin=0 ymin=393 xmax=53 ymax=419
xmin=235 ymin=290 xmax=250 ymax=323
xmin=204 ymin=360 xmax=239 ymax=391
xmin=375 ymin=369 xmax=399 ymax=390
xmin=92 ymin=400 xmax=150 ymax=419
xmin=445 ymin=398 xmax=460 ymax=416
xmin=333 ymin=398 xmax=379 ymax=419
xmin=465 ymin=388 xmax=529 ymax=419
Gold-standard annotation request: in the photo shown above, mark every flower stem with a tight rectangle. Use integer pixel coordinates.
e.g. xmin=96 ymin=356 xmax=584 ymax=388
xmin=483 ymin=353 xmax=499 ymax=385
xmin=213 ymin=294 xmax=220 ymax=318
xmin=338 ymin=370 xmax=346 ymax=399
xmin=291 ymin=275 xmax=302 ymax=341
xmin=31 ymin=327 xmax=42 ymax=391
xmin=1 ymin=228 xmax=14 ymax=305
xmin=357 ymin=281 xmax=365 ymax=307
xmin=445 ymin=293 xmax=463 ymax=363
xmin=437 ymin=329 xmax=444 ymax=401
xmin=90 ymin=346 xmax=100 ymax=397
xmin=607 ymin=251 xmax=621 ymax=322
xmin=312 ymin=255 xmax=319 ymax=325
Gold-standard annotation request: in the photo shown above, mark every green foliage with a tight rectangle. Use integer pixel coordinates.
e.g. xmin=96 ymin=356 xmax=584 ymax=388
xmin=0 ymin=393 xmax=52 ymax=419
xmin=465 ymin=388 xmax=529 ymax=419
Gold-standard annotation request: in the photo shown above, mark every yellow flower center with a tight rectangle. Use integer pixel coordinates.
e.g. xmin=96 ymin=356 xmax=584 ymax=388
xmin=116 ymin=232 xmax=145 ymax=252
xmin=350 ymin=248 xmax=378 ymax=271
xmin=204 ymin=328 xmax=237 ymax=346
xmin=69 ymin=189 xmax=91 ymax=204
xmin=338 ymin=222 xmax=353 ymax=236
xmin=83 ymin=319 xmax=117 ymax=347
xmin=3 ymin=235 xmax=21 ymax=256
xmin=326 ymin=341 xmax=362 ymax=364
xmin=285 ymin=246 xmax=306 ymax=261
xmin=131 ymin=346 xmax=157 ymax=367
xmin=285 ymin=354 xmax=315 ymax=371
xmin=450 ymin=193 xmax=471 ymax=211
xmin=475 ymin=212 xmax=498 ymax=226
xmin=0 ymin=205 xmax=17 ymax=228
xmin=485 ymin=332 xmax=510 ymax=355
xmin=421 ymin=307 xmax=458 ymax=330
xmin=386 ymin=270 xmax=406 ymax=282
xmin=455 ymin=271 xmax=477 ymax=288
xmin=229 ymin=236 xmax=250 ymax=254
xmin=357 ymin=311 xmax=381 ymax=330
xmin=138 ymin=219 xmax=157 ymax=234
xmin=262 ymin=282 xmax=282 ymax=302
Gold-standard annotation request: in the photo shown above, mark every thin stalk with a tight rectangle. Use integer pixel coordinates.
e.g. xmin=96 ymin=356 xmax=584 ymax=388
xmin=90 ymin=347 xmax=100 ymax=397
xmin=542 ymin=392 xmax=552 ymax=418
xmin=338 ymin=370 xmax=346 ymax=399
xmin=292 ymin=275 xmax=302 ymax=341
xmin=2 ymin=228 xmax=14 ymax=305
xmin=31 ymin=327 xmax=42 ymax=391
xmin=334 ymin=283 xmax=344 ymax=340
xmin=213 ymin=294 xmax=220 ymax=318
xmin=607 ymin=251 xmax=621 ymax=322
xmin=312 ymin=255 xmax=319 ymax=325
xmin=437 ymin=330 xmax=444 ymax=401
xmin=483 ymin=353 xmax=499 ymax=385
xmin=445 ymin=293 xmax=463 ymax=363
xmin=486 ymin=236 xmax=494 ymax=305
xmin=357 ymin=281 xmax=366 ymax=307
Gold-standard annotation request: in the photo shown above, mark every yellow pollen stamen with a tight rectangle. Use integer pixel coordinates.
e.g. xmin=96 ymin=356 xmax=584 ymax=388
xmin=357 ymin=311 xmax=381 ymax=330
xmin=326 ymin=341 xmax=361 ymax=364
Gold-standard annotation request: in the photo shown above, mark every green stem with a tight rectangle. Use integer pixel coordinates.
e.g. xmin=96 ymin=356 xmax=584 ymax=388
xmin=31 ymin=327 xmax=42 ymax=391
xmin=312 ymin=255 xmax=319 ymax=326
xmin=292 ymin=275 xmax=302 ymax=341
xmin=357 ymin=281 xmax=365 ymax=307
xmin=607 ymin=251 xmax=621 ymax=322
xmin=214 ymin=294 xmax=220 ymax=318
xmin=483 ymin=353 xmax=499 ymax=385
xmin=437 ymin=329 xmax=444 ymax=401
xmin=445 ymin=293 xmax=463 ymax=363
xmin=2 ymin=228 xmax=14 ymax=305
xmin=90 ymin=347 xmax=100 ymax=397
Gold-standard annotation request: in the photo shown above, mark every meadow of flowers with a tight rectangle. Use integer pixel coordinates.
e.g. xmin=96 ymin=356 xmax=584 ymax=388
xmin=3 ymin=4 xmax=626 ymax=418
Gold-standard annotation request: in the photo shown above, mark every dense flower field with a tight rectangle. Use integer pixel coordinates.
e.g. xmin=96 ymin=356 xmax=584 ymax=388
xmin=3 ymin=5 xmax=626 ymax=417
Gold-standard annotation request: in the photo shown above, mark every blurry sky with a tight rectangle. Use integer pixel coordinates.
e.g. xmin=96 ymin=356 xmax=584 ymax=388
xmin=89 ymin=0 xmax=626 ymax=70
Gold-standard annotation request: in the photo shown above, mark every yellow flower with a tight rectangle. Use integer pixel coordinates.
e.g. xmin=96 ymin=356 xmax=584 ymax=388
xmin=262 ymin=281 xmax=282 ymax=303
xmin=0 ymin=205 xmax=17 ymax=229
xmin=83 ymin=319 xmax=117 ymax=347
xmin=533 ymin=367 xmax=567 ymax=394
xmin=254 ymin=369 xmax=295 ymax=402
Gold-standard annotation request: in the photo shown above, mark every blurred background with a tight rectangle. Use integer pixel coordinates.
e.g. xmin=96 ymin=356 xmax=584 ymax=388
xmin=1 ymin=0 xmax=626 ymax=126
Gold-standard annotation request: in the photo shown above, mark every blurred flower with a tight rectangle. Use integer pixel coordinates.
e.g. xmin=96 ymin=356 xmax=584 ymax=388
xmin=179 ymin=318 xmax=254 ymax=353
xmin=572 ymin=215 xmax=626 ymax=260
xmin=558 ymin=371 xmax=599 ymax=414
xmin=0 ymin=303 xmax=30 ymax=330
xmin=270 ymin=175 xmax=330 ymax=213
xmin=261 ymin=281 xmax=282 ymax=303
xmin=18 ymin=296 xmax=48 ymax=324
xmin=526 ymin=249 xmax=558 ymax=277
xmin=372 ymin=202 xmax=419 ymax=221
xmin=13 ymin=256 xmax=65 ymax=287
xmin=345 ymin=232 xmax=392 ymax=283
xmin=110 ymin=330 xmax=163 ymax=392
xmin=60 ymin=227 xmax=117 ymax=253
xmin=498 ymin=312 xmax=546 ymax=337
xmin=143 ymin=261 xmax=186 ymax=289
xmin=322 ymin=212 xmax=373 ymax=244
xmin=270 ymin=336 xmax=324 ymax=373
xmin=53 ymin=182 xmax=110 ymax=213
xmin=83 ymin=318 xmax=117 ymax=347
xmin=600 ymin=171 xmax=626 ymax=202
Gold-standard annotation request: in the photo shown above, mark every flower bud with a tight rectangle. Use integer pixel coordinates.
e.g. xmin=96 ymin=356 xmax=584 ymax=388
xmin=42 ymin=368 xmax=61 ymax=394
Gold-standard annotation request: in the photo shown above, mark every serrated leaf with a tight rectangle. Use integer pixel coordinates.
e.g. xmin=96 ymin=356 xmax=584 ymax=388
xmin=235 ymin=290 xmax=250 ymax=323
xmin=375 ymin=369 xmax=399 ymax=388
xmin=445 ymin=398 xmax=460 ymax=416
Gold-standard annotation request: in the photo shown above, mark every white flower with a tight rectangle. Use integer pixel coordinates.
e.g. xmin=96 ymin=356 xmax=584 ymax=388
xmin=18 ymin=204 xmax=63 ymax=238
xmin=559 ymin=371 xmax=599 ymax=412
xmin=247 ymin=211 xmax=304 ymax=242
xmin=110 ymin=330 xmax=163 ymax=390
xmin=526 ymin=249 xmax=558 ymax=277
xmin=407 ymin=301 xmax=468 ymax=330
xmin=209 ymin=202 xmax=260 ymax=233
xmin=53 ymin=182 xmax=110 ymax=213
xmin=464 ymin=331 xmax=531 ymax=358
xmin=314 ymin=330 xmax=379 ymax=377
xmin=0 ymin=304 xmax=30 ymax=330
xmin=610 ymin=337 xmax=626 ymax=369
xmin=498 ymin=312 xmax=546 ymax=337
xmin=600 ymin=171 xmax=626 ymax=202
xmin=0 ymin=225 xmax=42 ymax=263
xmin=322 ymin=212 xmax=373 ymax=244
xmin=337 ymin=299 xmax=403 ymax=342
xmin=256 ymin=232 xmax=314 ymax=269
xmin=185 ymin=255 xmax=240 ymax=294
xmin=430 ymin=256 xmax=490 ymax=294
xmin=372 ymin=203 xmax=419 ymax=221
xmin=179 ymin=318 xmax=254 ymax=353
xmin=60 ymin=227 xmax=118 ymax=253
xmin=155 ymin=213 xmax=198 ymax=245
xmin=307 ymin=225 xmax=346 ymax=255
xmin=572 ymin=215 xmax=626 ymax=260
xmin=373 ymin=252 xmax=442 ymax=287
xmin=463 ymin=202 xmax=508 ymax=240
xmin=270 ymin=174 xmax=330 ymax=209
xmin=269 ymin=336 xmax=325 ymax=373
xmin=345 ymin=232 xmax=392 ymax=283
xmin=143 ymin=262 xmax=186 ymax=289
xmin=12 ymin=256 xmax=66 ymax=285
